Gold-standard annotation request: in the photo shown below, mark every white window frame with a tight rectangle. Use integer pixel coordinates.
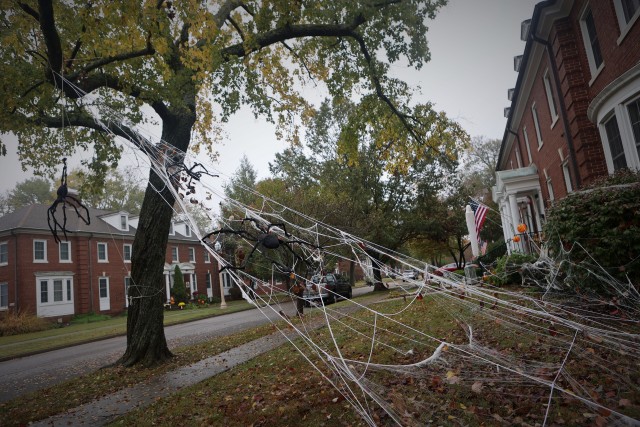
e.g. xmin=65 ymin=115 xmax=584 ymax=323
xmin=523 ymin=126 xmax=533 ymax=164
xmin=515 ymin=146 xmax=523 ymax=168
xmin=597 ymin=95 xmax=640 ymax=174
xmin=562 ymin=160 xmax=574 ymax=193
xmin=120 ymin=214 xmax=128 ymax=231
xmin=189 ymin=247 xmax=196 ymax=263
xmin=579 ymin=5 xmax=604 ymax=83
xmin=204 ymin=251 xmax=211 ymax=263
xmin=123 ymin=244 xmax=132 ymax=263
xmin=169 ymin=222 xmax=175 ymax=236
xmin=98 ymin=276 xmax=110 ymax=311
xmin=171 ymin=246 xmax=179 ymax=262
xmin=614 ymin=0 xmax=640 ymax=44
xmin=532 ymin=103 xmax=543 ymax=149
xmin=33 ymin=240 xmax=48 ymax=263
xmin=0 ymin=241 xmax=8 ymax=266
xmin=36 ymin=275 xmax=74 ymax=316
xmin=543 ymin=69 xmax=559 ymax=127
xmin=0 ymin=282 xmax=8 ymax=309
xmin=544 ymin=168 xmax=555 ymax=204
xmin=185 ymin=224 xmax=191 ymax=237
xmin=59 ymin=241 xmax=72 ymax=263
xmin=97 ymin=242 xmax=109 ymax=263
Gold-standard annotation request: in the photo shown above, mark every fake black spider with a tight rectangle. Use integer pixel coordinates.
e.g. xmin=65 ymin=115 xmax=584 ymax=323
xmin=202 ymin=218 xmax=321 ymax=274
xmin=47 ymin=158 xmax=91 ymax=244
xmin=166 ymin=160 xmax=218 ymax=197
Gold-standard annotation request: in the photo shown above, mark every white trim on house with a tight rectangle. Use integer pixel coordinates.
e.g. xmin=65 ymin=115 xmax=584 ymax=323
xmin=35 ymin=273 xmax=75 ymax=317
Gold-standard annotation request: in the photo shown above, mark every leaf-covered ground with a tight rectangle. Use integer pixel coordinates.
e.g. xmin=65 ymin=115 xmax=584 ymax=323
xmin=2 ymin=289 xmax=639 ymax=426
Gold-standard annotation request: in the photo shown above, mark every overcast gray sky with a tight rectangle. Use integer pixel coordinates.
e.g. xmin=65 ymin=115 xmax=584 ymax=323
xmin=0 ymin=0 xmax=538 ymax=193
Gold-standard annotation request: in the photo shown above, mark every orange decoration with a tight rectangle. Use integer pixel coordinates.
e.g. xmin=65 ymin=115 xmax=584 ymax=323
xmin=513 ymin=235 xmax=521 ymax=243
xmin=517 ymin=223 xmax=527 ymax=233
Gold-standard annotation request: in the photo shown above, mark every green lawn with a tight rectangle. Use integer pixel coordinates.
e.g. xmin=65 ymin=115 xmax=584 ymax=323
xmin=0 ymin=299 xmax=272 ymax=360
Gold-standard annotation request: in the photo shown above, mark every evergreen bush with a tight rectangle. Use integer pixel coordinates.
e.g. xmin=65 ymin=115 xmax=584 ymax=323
xmin=172 ymin=265 xmax=188 ymax=303
xmin=490 ymin=253 xmax=538 ymax=286
xmin=543 ymin=170 xmax=640 ymax=294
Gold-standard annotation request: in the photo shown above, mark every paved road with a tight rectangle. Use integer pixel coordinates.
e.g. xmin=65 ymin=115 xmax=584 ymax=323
xmin=0 ymin=286 xmax=375 ymax=403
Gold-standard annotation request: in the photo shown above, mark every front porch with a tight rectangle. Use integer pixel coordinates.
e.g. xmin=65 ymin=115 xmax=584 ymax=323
xmin=493 ymin=165 xmax=545 ymax=254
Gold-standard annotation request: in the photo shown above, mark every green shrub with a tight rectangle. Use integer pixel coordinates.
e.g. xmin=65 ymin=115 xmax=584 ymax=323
xmin=543 ymin=170 xmax=640 ymax=294
xmin=490 ymin=253 xmax=538 ymax=286
xmin=477 ymin=240 xmax=507 ymax=266
xmin=0 ymin=310 xmax=52 ymax=336
xmin=172 ymin=265 xmax=188 ymax=303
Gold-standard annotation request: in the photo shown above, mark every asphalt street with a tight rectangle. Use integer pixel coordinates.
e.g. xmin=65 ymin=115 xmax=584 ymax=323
xmin=0 ymin=286 xmax=375 ymax=403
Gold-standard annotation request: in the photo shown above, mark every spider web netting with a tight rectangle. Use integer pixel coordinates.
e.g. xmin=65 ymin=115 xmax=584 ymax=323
xmin=61 ymin=77 xmax=640 ymax=426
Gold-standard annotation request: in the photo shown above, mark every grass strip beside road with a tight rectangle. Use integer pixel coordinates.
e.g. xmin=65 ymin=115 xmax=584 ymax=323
xmin=0 ymin=299 xmax=271 ymax=360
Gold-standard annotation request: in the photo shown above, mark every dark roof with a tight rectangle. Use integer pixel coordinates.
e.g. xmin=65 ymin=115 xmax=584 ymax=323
xmin=0 ymin=204 xmax=131 ymax=236
xmin=0 ymin=204 xmax=201 ymax=242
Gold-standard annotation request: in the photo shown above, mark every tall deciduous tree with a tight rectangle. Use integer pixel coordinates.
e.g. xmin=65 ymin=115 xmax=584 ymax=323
xmin=66 ymin=168 xmax=146 ymax=214
xmin=1 ymin=0 xmax=449 ymax=366
xmin=6 ymin=178 xmax=53 ymax=212
xmin=270 ymin=98 xmax=467 ymax=287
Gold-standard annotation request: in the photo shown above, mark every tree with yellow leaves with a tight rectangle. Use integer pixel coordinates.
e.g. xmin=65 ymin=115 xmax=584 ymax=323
xmin=0 ymin=0 xmax=466 ymax=366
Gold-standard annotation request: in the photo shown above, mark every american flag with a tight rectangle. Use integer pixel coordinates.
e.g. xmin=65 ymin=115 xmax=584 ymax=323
xmin=469 ymin=199 xmax=489 ymax=237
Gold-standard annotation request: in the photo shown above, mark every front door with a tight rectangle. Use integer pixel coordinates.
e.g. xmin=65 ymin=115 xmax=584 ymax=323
xmin=99 ymin=277 xmax=110 ymax=311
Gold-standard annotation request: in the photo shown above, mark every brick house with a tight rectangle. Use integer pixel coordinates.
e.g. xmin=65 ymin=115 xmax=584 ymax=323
xmin=493 ymin=0 xmax=640 ymax=251
xmin=0 ymin=204 xmax=229 ymax=319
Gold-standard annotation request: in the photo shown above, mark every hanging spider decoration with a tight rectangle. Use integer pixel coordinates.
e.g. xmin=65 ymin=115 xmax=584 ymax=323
xmin=202 ymin=218 xmax=321 ymax=274
xmin=47 ymin=158 xmax=91 ymax=244
xmin=166 ymin=159 xmax=218 ymax=199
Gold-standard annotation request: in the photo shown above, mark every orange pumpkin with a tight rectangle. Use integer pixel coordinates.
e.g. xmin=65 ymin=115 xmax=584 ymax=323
xmin=513 ymin=235 xmax=521 ymax=243
xmin=517 ymin=223 xmax=527 ymax=233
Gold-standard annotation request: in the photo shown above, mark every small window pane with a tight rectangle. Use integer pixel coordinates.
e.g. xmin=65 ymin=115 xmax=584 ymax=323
xmin=627 ymin=98 xmax=640 ymax=158
xmin=67 ymin=279 xmax=72 ymax=301
xmin=0 ymin=283 xmax=8 ymax=308
xmin=124 ymin=245 xmax=132 ymax=261
xmin=53 ymin=279 xmax=63 ymax=302
xmin=605 ymin=115 xmax=628 ymax=170
xmin=34 ymin=241 xmax=45 ymax=260
xmin=60 ymin=242 xmax=70 ymax=261
xmin=585 ymin=10 xmax=603 ymax=68
xmin=0 ymin=243 xmax=8 ymax=264
xmin=98 ymin=244 xmax=107 ymax=261
xmin=40 ymin=280 xmax=48 ymax=303
xmin=622 ymin=0 xmax=640 ymax=23
xmin=99 ymin=279 xmax=108 ymax=298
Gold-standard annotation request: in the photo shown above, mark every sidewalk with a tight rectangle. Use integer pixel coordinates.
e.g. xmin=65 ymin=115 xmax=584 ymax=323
xmin=30 ymin=291 xmax=395 ymax=426
xmin=32 ymin=330 xmax=295 ymax=426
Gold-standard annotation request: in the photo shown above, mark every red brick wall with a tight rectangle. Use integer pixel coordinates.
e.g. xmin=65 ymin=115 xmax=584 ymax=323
xmin=0 ymin=230 xmax=222 ymax=318
xmin=503 ymin=0 xmax=637 ymax=203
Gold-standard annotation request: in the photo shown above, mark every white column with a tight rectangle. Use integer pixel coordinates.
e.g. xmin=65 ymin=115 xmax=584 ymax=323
xmin=508 ymin=194 xmax=520 ymax=234
xmin=500 ymin=204 xmax=512 ymax=255
xmin=165 ymin=273 xmax=171 ymax=302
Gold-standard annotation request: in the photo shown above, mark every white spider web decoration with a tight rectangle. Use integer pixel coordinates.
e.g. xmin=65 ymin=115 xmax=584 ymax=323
xmin=56 ymin=74 xmax=640 ymax=426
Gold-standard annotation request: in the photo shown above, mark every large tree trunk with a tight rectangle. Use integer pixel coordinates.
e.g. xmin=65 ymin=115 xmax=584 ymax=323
xmin=368 ymin=250 xmax=388 ymax=291
xmin=117 ymin=109 xmax=195 ymax=367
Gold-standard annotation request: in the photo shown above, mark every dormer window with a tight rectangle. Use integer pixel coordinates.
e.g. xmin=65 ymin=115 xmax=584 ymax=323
xmin=169 ymin=222 xmax=175 ymax=236
xmin=185 ymin=224 xmax=191 ymax=237
xmin=120 ymin=214 xmax=128 ymax=231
